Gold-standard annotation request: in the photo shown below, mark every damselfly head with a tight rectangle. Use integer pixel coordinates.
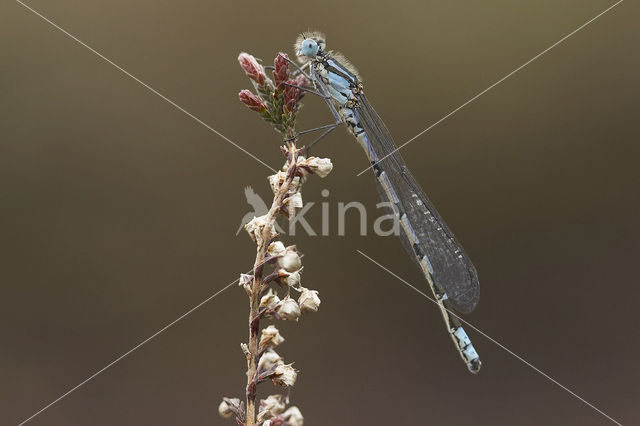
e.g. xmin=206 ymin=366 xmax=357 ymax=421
xmin=294 ymin=31 xmax=326 ymax=62
xmin=297 ymin=39 xmax=319 ymax=58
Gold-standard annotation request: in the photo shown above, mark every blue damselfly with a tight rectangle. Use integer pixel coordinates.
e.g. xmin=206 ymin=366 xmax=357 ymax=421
xmin=293 ymin=32 xmax=481 ymax=373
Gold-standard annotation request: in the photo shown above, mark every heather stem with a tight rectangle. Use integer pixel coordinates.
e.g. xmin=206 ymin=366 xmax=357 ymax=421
xmin=245 ymin=137 xmax=298 ymax=426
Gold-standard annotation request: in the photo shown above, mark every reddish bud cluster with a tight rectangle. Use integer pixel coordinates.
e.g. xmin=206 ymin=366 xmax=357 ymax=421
xmin=283 ymin=74 xmax=310 ymax=113
xmin=238 ymin=89 xmax=267 ymax=112
xmin=238 ymin=52 xmax=266 ymax=86
xmin=238 ymin=51 xmax=311 ymax=134
xmin=273 ymin=53 xmax=290 ymax=90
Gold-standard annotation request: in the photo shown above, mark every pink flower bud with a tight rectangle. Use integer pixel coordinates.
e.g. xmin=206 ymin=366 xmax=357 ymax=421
xmin=273 ymin=53 xmax=290 ymax=90
xmin=294 ymin=74 xmax=310 ymax=91
xmin=238 ymin=89 xmax=267 ymax=112
xmin=238 ymin=52 xmax=267 ymax=86
xmin=283 ymin=74 xmax=310 ymax=113
xmin=283 ymin=82 xmax=300 ymax=113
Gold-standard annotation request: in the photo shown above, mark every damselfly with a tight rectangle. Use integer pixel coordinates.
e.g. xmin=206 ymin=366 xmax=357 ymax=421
xmin=292 ymin=31 xmax=481 ymax=373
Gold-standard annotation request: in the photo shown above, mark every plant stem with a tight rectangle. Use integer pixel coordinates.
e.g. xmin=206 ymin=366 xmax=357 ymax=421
xmin=245 ymin=139 xmax=298 ymax=426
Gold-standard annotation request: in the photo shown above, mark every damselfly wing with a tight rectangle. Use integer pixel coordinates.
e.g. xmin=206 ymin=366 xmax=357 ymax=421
xmin=354 ymin=92 xmax=479 ymax=314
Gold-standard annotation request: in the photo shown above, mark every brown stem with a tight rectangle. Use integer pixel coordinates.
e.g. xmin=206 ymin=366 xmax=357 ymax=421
xmin=245 ymin=137 xmax=298 ymax=426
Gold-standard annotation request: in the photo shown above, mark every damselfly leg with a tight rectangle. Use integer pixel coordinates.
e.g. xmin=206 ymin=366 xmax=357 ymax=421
xmin=281 ymin=81 xmax=327 ymax=99
xmin=283 ymin=67 xmax=344 ymax=155
xmin=279 ymin=54 xmax=311 ymax=79
xmin=265 ymin=57 xmax=310 ymax=77
xmin=284 ymin=120 xmax=342 ymax=155
xmin=302 ymin=76 xmax=346 ymax=154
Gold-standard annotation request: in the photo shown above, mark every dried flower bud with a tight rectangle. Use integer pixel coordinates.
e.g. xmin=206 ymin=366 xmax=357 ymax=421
xmin=260 ymin=289 xmax=280 ymax=310
xmin=260 ymin=325 xmax=285 ymax=349
xmin=296 ymin=156 xmax=333 ymax=179
xmin=298 ymin=287 xmax=321 ymax=313
xmin=245 ymin=214 xmax=278 ymax=246
xmin=278 ymin=246 xmax=301 ymax=272
xmin=286 ymin=191 xmax=303 ymax=216
xmin=275 ymin=296 xmax=301 ymax=321
xmin=258 ymin=394 xmax=286 ymax=422
xmin=238 ymin=273 xmax=253 ymax=295
xmin=239 ymin=274 xmax=253 ymax=286
xmin=238 ymin=89 xmax=267 ymax=113
xmin=258 ymin=349 xmax=284 ymax=372
xmin=267 ymin=241 xmax=286 ymax=257
xmin=268 ymin=172 xmax=302 ymax=196
xmin=307 ymin=157 xmax=333 ymax=178
xmin=218 ymin=398 xmax=242 ymax=419
xmin=268 ymin=171 xmax=286 ymax=194
xmin=282 ymin=406 xmax=304 ymax=426
xmin=278 ymin=269 xmax=301 ymax=288
xmin=241 ymin=343 xmax=250 ymax=357
xmin=273 ymin=53 xmax=290 ymax=90
xmin=272 ymin=363 xmax=297 ymax=387
xmin=218 ymin=400 xmax=234 ymax=418
xmin=238 ymin=52 xmax=266 ymax=86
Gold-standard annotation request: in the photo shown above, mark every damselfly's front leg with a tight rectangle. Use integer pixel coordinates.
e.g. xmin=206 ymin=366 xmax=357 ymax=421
xmin=279 ymin=54 xmax=312 ymax=80
xmin=281 ymin=81 xmax=327 ymax=99
xmin=284 ymin=119 xmax=342 ymax=156
xmin=282 ymin=65 xmax=344 ymax=154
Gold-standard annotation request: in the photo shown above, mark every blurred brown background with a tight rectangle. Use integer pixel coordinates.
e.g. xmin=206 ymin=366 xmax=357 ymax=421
xmin=1 ymin=0 xmax=638 ymax=425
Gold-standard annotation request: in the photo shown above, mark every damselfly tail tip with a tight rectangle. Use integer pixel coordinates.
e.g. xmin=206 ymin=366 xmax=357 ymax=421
xmin=468 ymin=359 xmax=481 ymax=374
